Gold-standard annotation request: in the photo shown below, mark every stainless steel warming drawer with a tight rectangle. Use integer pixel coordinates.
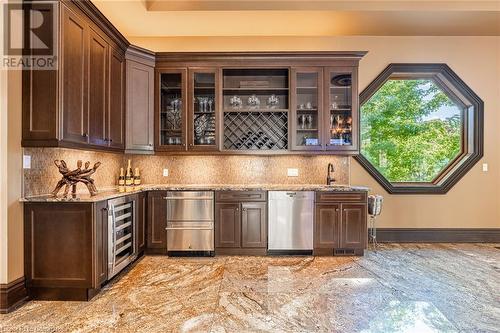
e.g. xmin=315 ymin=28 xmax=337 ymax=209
xmin=164 ymin=191 xmax=214 ymax=253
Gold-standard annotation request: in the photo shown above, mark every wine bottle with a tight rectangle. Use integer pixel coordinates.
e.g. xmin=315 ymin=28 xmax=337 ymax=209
xmin=118 ymin=168 xmax=125 ymax=193
xmin=134 ymin=167 xmax=141 ymax=186
xmin=125 ymin=160 xmax=133 ymax=190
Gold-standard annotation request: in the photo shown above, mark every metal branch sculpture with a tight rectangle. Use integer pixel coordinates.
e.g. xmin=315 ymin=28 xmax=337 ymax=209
xmin=51 ymin=160 xmax=102 ymax=197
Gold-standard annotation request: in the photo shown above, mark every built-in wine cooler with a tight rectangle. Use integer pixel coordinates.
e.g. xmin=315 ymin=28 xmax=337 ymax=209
xmin=108 ymin=196 xmax=137 ymax=278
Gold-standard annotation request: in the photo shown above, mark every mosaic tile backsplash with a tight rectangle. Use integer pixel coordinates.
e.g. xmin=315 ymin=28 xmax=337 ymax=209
xmin=23 ymin=148 xmax=124 ymax=196
xmin=23 ymin=148 xmax=350 ymax=196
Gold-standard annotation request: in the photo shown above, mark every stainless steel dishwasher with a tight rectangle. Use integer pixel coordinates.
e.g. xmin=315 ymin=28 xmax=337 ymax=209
xmin=165 ymin=191 xmax=214 ymax=256
xmin=268 ymin=191 xmax=314 ymax=254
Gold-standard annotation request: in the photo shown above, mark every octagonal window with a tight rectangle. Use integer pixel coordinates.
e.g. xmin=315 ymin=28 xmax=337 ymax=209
xmin=355 ymin=64 xmax=483 ymax=194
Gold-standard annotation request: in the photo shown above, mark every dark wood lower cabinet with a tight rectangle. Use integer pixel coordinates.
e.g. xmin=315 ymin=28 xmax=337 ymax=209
xmin=314 ymin=192 xmax=367 ymax=256
xmin=24 ymin=202 xmax=101 ymax=301
xmin=215 ymin=191 xmax=267 ymax=255
xmin=314 ymin=203 xmax=340 ymax=249
xmin=341 ymin=203 xmax=367 ymax=250
xmin=95 ymin=200 xmax=109 ymax=286
xmin=215 ymin=203 xmax=241 ymax=248
xmin=146 ymin=191 xmax=168 ymax=254
xmin=241 ymin=202 xmax=267 ymax=248
xmin=23 ymin=193 xmax=144 ymax=301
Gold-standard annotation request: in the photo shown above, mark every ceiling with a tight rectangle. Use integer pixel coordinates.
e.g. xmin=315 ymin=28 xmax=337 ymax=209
xmin=91 ymin=0 xmax=500 ymax=40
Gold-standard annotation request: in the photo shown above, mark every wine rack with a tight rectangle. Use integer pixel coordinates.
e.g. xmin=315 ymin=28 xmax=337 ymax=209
xmin=222 ymin=68 xmax=289 ymax=151
xmin=223 ymin=112 xmax=288 ymax=150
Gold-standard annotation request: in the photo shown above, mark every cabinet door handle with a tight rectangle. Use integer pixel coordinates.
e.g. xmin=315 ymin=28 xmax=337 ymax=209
xmin=242 ymin=208 xmax=246 ymax=211
xmin=149 ymin=143 xmax=153 ymax=146
xmin=335 ymin=209 xmax=339 ymax=212
xmin=82 ymin=133 xmax=88 ymax=137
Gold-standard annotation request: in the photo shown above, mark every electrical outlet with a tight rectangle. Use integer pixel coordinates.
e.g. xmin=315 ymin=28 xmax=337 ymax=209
xmin=287 ymin=168 xmax=299 ymax=177
xmin=23 ymin=155 xmax=31 ymax=169
xmin=482 ymin=163 xmax=488 ymax=172
xmin=163 ymin=168 xmax=169 ymax=177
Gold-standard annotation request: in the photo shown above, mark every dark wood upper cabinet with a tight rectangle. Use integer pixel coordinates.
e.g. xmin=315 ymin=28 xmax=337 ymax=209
xmin=125 ymin=47 xmax=155 ymax=154
xmin=88 ymin=28 xmax=108 ymax=146
xmin=215 ymin=203 xmax=241 ymax=248
xmin=241 ymin=202 xmax=267 ymax=248
xmin=291 ymin=67 xmax=324 ymax=151
xmin=22 ymin=2 xmax=129 ymax=152
xmin=61 ymin=5 xmax=88 ymax=144
xmin=108 ymin=47 xmax=125 ymax=149
xmin=154 ymin=52 xmax=365 ymax=155
xmin=324 ymin=66 xmax=359 ymax=152
xmin=155 ymin=69 xmax=188 ymax=151
xmin=146 ymin=191 xmax=168 ymax=253
xmin=188 ymin=68 xmax=219 ymax=151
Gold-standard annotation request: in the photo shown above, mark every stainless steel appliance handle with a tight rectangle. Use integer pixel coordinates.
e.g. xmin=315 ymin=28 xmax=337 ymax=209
xmin=110 ymin=204 xmax=117 ymax=271
xmin=165 ymin=227 xmax=213 ymax=230
xmin=163 ymin=196 xmax=214 ymax=200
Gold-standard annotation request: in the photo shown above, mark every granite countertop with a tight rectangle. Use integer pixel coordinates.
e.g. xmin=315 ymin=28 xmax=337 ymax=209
xmin=21 ymin=184 xmax=370 ymax=202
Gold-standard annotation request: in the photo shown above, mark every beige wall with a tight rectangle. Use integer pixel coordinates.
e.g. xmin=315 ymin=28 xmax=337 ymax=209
xmin=129 ymin=35 xmax=500 ymax=229
xmin=0 ymin=68 xmax=23 ymax=284
xmin=0 ymin=0 xmax=23 ymax=284
xmin=0 ymin=65 xmax=23 ymax=285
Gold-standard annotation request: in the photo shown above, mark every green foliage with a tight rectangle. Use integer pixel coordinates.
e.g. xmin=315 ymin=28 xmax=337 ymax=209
xmin=360 ymin=79 xmax=462 ymax=182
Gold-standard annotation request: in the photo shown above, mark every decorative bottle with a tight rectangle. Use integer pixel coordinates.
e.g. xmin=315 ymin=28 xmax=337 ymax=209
xmin=125 ymin=160 xmax=133 ymax=191
xmin=134 ymin=168 xmax=141 ymax=186
xmin=118 ymin=168 xmax=125 ymax=193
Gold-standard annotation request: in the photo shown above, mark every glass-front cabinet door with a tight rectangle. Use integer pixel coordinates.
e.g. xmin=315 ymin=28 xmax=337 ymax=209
xmin=291 ymin=67 xmax=323 ymax=150
xmin=324 ymin=67 xmax=358 ymax=151
xmin=188 ymin=69 xmax=218 ymax=150
xmin=158 ymin=69 xmax=187 ymax=150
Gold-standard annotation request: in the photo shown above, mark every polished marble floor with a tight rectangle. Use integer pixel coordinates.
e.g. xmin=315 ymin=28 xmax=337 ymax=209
xmin=1 ymin=244 xmax=499 ymax=333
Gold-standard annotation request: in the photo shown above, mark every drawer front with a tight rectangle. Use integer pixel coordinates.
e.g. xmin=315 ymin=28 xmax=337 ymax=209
xmin=166 ymin=229 xmax=214 ymax=251
xmin=315 ymin=192 xmax=367 ymax=203
xmin=166 ymin=199 xmax=214 ymax=221
xmin=216 ymin=191 xmax=267 ymax=202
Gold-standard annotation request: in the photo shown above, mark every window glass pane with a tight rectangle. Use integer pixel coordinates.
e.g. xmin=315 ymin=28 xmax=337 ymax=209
xmin=360 ymin=79 xmax=462 ymax=183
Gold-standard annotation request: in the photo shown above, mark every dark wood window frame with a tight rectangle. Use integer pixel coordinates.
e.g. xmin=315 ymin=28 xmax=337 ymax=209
xmin=354 ymin=64 xmax=484 ymax=194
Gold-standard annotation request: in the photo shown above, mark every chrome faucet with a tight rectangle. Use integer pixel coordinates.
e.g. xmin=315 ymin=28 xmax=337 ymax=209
xmin=327 ymin=163 xmax=335 ymax=185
